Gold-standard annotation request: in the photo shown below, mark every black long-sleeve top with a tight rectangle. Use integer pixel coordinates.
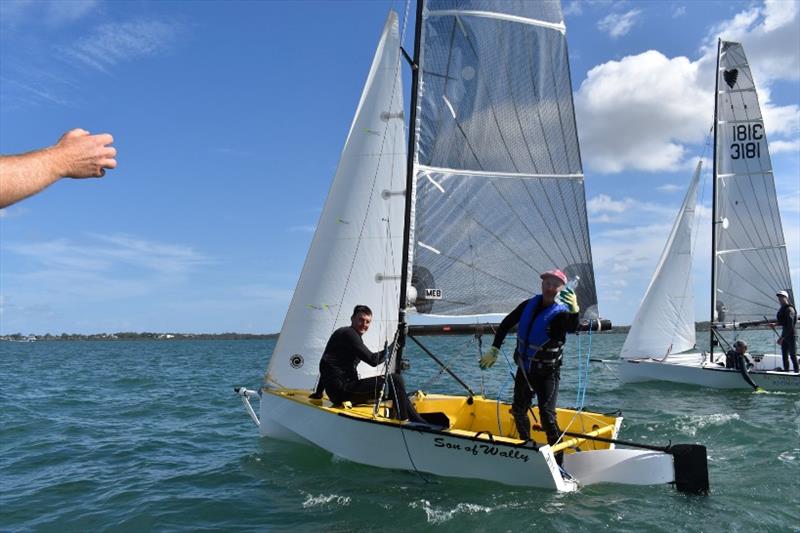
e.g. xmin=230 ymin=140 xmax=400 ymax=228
xmin=321 ymin=326 xmax=385 ymax=383
xmin=491 ymin=298 xmax=579 ymax=351
xmin=777 ymin=304 xmax=797 ymax=339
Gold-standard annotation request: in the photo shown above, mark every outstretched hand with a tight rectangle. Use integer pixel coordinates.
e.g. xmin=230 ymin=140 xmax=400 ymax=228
xmin=52 ymin=128 xmax=117 ymax=179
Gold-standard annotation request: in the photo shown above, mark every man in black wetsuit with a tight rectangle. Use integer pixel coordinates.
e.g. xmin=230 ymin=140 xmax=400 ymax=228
xmin=478 ymin=269 xmax=579 ymax=466
xmin=725 ymin=339 xmax=761 ymax=390
xmin=775 ymin=290 xmax=798 ymax=373
xmin=311 ymin=305 xmax=427 ymax=423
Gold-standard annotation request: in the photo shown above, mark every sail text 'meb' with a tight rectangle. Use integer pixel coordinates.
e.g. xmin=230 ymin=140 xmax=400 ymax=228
xmin=408 ymin=0 xmax=599 ymax=322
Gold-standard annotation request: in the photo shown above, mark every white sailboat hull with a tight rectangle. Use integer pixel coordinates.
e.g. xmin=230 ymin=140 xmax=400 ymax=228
xmin=260 ymin=389 xmax=574 ymax=491
xmin=618 ymin=353 xmax=800 ymax=390
xmin=257 ymin=389 xmax=689 ymax=492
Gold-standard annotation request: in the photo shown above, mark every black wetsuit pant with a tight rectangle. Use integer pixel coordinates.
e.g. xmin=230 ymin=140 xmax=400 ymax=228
xmin=781 ymin=336 xmax=798 ymax=372
xmin=511 ymin=361 xmax=562 ymax=465
xmin=318 ymin=359 xmax=420 ymax=421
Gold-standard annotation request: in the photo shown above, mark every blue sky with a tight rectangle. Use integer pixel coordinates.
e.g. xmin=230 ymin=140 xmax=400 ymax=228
xmin=1 ymin=0 xmax=798 ymax=334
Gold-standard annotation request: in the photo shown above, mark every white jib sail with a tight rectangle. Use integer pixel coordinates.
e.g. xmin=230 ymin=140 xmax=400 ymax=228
xmin=621 ymin=161 xmax=701 ymax=359
xmin=265 ymin=12 xmax=406 ymax=390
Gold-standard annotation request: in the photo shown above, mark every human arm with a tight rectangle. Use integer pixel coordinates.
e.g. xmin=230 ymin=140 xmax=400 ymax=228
xmin=546 ymin=311 xmax=580 ymax=344
xmin=491 ymin=300 xmax=528 ymax=349
xmin=737 ymin=354 xmax=761 ymax=391
xmin=344 ymin=328 xmax=387 ymax=367
xmin=0 ymin=129 xmax=116 ymax=208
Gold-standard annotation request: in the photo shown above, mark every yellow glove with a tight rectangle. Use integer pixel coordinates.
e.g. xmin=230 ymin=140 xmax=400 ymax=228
xmin=479 ymin=346 xmax=500 ymax=370
xmin=559 ymin=288 xmax=580 ymax=314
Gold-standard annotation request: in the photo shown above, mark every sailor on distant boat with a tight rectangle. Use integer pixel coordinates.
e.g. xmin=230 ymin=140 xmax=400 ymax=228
xmin=774 ymin=291 xmax=798 ymax=373
xmin=310 ymin=305 xmax=427 ymax=423
xmin=479 ymin=269 xmax=579 ymax=465
xmin=725 ymin=340 xmax=760 ymax=390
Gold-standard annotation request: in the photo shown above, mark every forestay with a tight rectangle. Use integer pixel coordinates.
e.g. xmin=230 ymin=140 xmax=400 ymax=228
xmin=265 ymin=13 xmax=406 ymax=390
xmin=621 ymin=162 xmax=700 ymax=359
xmin=409 ymin=0 xmax=599 ymax=320
xmin=714 ymin=41 xmax=794 ymax=322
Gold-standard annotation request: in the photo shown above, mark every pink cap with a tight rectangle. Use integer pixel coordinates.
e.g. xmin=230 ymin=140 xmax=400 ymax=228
xmin=540 ymin=269 xmax=567 ymax=285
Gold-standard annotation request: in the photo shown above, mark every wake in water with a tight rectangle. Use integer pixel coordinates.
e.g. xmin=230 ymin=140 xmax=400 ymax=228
xmin=301 ymin=492 xmax=351 ymax=509
xmin=675 ymin=413 xmax=740 ymax=437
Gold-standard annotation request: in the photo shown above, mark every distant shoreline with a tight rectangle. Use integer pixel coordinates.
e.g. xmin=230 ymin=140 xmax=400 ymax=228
xmin=0 ymin=333 xmax=279 ymax=342
xmin=1 ymin=321 xmax=773 ymax=342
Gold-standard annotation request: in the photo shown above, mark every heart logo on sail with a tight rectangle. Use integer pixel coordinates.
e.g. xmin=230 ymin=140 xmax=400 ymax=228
xmin=723 ymin=69 xmax=738 ymax=89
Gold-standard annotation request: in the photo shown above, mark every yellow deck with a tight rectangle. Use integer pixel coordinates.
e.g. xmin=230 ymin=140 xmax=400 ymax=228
xmin=265 ymin=388 xmax=620 ymax=455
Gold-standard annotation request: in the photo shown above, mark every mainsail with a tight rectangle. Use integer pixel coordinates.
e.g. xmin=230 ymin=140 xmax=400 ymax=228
xmin=621 ymin=162 xmax=701 ymax=359
xmin=713 ymin=40 xmax=793 ymax=323
xmin=408 ymin=0 xmax=599 ymax=320
xmin=265 ymin=12 xmax=406 ymax=390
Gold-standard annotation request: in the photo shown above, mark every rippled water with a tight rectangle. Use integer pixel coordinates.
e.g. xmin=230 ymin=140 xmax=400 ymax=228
xmin=1 ymin=332 xmax=798 ymax=531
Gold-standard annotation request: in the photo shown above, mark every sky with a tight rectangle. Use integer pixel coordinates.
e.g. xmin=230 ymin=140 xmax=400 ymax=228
xmin=0 ymin=0 xmax=798 ymax=335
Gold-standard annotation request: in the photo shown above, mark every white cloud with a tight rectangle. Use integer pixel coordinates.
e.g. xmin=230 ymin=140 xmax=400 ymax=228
xmin=563 ymin=1 xmax=583 ymax=17
xmin=575 ymin=1 xmax=800 ymax=175
xmin=289 ymin=224 xmax=317 ymax=233
xmin=657 ymin=183 xmax=684 ymax=193
xmin=762 ymin=0 xmax=798 ymax=33
xmin=672 ymin=6 xmax=687 ymax=19
xmin=575 ymin=50 xmax=708 ymax=173
xmin=770 ymin=139 xmax=800 ymax=154
xmin=63 ymin=19 xmax=183 ymax=73
xmin=4 ymin=233 xmax=210 ymax=277
xmin=0 ymin=0 xmax=97 ymax=30
xmin=597 ymin=9 xmax=641 ymax=38
xmin=47 ymin=0 xmax=97 ymax=26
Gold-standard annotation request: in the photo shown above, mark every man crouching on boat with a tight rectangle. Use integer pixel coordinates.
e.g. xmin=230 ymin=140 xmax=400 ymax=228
xmin=479 ymin=270 xmax=579 ymax=466
xmin=310 ymin=304 xmax=428 ymax=424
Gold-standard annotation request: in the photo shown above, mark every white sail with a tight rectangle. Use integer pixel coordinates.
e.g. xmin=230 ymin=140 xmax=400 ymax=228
xmin=264 ymin=12 xmax=406 ymax=390
xmin=621 ymin=162 xmax=701 ymax=359
xmin=408 ymin=0 xmax=600 ymax=320
xmin=713 ymin=40 xmax=794 ymax=322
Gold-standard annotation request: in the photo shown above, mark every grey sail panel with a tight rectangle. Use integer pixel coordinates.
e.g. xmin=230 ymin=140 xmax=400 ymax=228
xmin=714 ymin=41 xmax=794 ymax=322
xmin=410 ymin=1 xmax=598 ymax=319
xmin=416 ymin=4 xmax=579 ymax=174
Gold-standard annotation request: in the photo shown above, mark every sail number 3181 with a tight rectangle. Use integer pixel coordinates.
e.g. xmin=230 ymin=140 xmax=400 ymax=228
xmin=730 ymin=123 xmax=763 ymax=160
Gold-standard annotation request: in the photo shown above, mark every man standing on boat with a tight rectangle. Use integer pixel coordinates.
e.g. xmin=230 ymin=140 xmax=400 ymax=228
xmin=311 ymin=305 xmax=428 ymax=423
xmin=478 ymin=269 xmax=579 ymax=466
xmin=774 ymin=290 xmax=798 ymax=373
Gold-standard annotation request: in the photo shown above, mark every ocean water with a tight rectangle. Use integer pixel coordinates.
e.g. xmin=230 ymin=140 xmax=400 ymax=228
xmin=1 ymin=332 xmax=798 ymax=531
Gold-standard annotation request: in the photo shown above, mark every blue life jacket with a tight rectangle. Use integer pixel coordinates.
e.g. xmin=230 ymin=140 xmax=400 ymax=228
xmin=516 ymin=295 xmax=568 ymax=369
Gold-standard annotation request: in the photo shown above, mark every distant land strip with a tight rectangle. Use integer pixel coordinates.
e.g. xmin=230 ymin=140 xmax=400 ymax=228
xmin=0 ymin=332 xmax=279 ymax=342
xmin=0 ymin=321 xmax=771 ymax=342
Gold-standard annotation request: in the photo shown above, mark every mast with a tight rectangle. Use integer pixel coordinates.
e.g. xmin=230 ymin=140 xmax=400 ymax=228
xmin=709 ymin=38 xmax=721 ymax=360
xmin=396 ymin=0 xmax=424 ymax=373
